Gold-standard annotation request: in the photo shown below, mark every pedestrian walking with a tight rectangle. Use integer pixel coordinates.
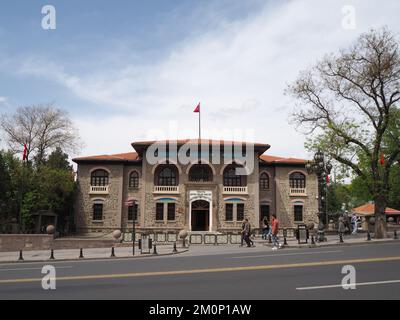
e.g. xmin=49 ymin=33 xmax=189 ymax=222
xmin=261 ymin=217 xmax=269 ymax=240
xmin=244 ymin=218 xmax=254 ymax=247
xmin=343 ymin=211 xmax=350 ymax=233
xmin=351 ymin=213 xmax=358 ymax=235
xmin=338 ymin=216 xmax=346 ymax=240
xmin=240 ymin=219 xmax=246 ymax=247
xmin=271 ymin=214 xmax=281 ymax=250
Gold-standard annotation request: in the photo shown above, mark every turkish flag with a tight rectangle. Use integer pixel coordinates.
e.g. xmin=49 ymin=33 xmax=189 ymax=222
xmin=22 ymin=144 xmax=28 ymax=161
xmin=193 ymin=103 xmax=200 ymax=113
xmin=380 ymin=153 xmax=385 ymax=166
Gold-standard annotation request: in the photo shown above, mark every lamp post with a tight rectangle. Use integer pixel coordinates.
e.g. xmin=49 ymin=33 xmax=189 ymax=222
xmin=306 ymin=150 xmax=332 ymax=242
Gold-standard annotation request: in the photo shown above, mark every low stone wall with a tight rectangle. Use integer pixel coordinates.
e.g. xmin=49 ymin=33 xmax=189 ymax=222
xmin=0 ymin=235 xmax=120 ymax=252
xmin=53 ymin=239 xmax=117 ymax=250
xmin=0 ymin=235 xmax=54 ymax=252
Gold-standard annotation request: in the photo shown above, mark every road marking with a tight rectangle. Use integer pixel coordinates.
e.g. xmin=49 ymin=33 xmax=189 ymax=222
xmin=297 ymin=279 xmax=400 ymax=291
xmin=1 ymin=256 xmax=400 ymax=285
xmin=0 ymin=266 xmax=73 ymax=272
xmin=228 ymin=250 xmax=343 ymax=259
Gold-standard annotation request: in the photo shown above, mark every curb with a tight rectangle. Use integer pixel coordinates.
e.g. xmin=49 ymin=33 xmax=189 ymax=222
xmin=0 ymin=249 xmax=190 ymax=265
xmin=275 ymin=239 xmax=400 ymax=249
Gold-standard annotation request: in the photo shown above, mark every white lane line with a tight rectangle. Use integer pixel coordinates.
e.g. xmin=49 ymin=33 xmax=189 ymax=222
xmin=297 ymin=279 xmax=400 ymax=291
xmin=227 ymin=250 xmax=343 ymax=259
xmin=0 ymin=266 xmax=73 ymax=272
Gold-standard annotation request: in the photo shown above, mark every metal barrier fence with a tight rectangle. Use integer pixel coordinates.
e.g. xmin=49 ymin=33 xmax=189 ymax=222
xmin=123 ymin=232 xmax=178 ymax=244
xmin=123 ymin=228 xmax=297 ymax=245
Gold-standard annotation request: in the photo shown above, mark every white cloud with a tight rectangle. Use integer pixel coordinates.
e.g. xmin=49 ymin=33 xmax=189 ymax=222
xmin=0 ymin=96 xmax=7 ymax=103
xmin=18 ymin=0 xmax=400 ymax=160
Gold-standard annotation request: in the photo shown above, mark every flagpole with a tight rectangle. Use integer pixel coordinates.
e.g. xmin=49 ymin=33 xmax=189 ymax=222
xmin=199 ymin=106 xmax=201 ymax=142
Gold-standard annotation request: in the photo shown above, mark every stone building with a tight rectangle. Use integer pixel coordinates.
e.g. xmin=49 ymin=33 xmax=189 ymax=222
xmin=72 ymin=139 xmax=318 ymax=235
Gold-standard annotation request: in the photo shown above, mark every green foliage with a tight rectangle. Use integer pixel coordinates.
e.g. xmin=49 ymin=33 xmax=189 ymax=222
xmin=46 ymin=147 xmax=72 ymax=171
xmin=327 ymin=182 xmax=352 ymax=213
xmin=0 ymin=148 xmax=76 ymax=233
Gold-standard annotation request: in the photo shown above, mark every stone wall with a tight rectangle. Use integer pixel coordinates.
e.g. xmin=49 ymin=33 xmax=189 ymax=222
xmin=275 ymin=167 xmax=319 ymax=228
xmin=0 ymin=235 xmax=120 ymax=252
xmin=0 ymin=235 xmax=54 ymax=252
xmin=75 ymin=164 xmax=125 ymax=234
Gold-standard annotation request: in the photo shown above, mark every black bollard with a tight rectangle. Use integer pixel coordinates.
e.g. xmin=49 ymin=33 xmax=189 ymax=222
xmin=367 ymin=231 xmax=371 ymax=241
xmin=18 ymin=250 xmax=24 ymax=261
xmin=339 ymin=233 xmax=344 ymax=243
xmin=49 ymin=249 xmax=55 ymax=260
xmin=268 ymin=235 xmax=272 ymax=244
xmin=79 ymin=248 xmax=84 ymax=259
xmin=284 ymin=236 xmax=288 ymax=246
xmin=311 ymin=236 xmax=315 ymax=245
xmin=153 ymin=245 xmax=158 ymax=255
xmin=111 ymin=247 xmax=116 ymax=258
xmin=173 ymin=242 xmax=178 ymax=254
xmin=394 ymin=230 xmax=398 ymax=240
xmin=182 ymin=239 xmax=186 ymax=248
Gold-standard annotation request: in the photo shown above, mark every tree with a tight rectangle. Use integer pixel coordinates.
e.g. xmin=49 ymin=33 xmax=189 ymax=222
xmin=0 ymin=150 xmax=26 ymax=228
xmin=0 ymin=104 xmax=81 ymax=164
xmin=46 ymin=147 xmax=72 ymax=170
xmin=0 ymin=152 xmax=11 ymax=221
xmin=287 ymin=28 xmax=400 ymax=238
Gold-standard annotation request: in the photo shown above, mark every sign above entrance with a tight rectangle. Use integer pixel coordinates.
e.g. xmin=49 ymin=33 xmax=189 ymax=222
xmin=189 ymin=190 xmax=212 ymax=202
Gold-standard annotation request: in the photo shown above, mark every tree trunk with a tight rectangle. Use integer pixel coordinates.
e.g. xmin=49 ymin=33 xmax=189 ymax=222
xmin=374 ymin=198 xmax=388 ymax=239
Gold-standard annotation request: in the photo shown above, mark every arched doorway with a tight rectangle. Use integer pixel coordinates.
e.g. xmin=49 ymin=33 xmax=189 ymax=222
xmin=191 ymin=200 xmax=210 ymax=231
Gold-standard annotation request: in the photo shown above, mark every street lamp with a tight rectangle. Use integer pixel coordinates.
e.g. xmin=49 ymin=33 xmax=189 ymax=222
xmin=306 ymin=150 xmax=332 ymax=242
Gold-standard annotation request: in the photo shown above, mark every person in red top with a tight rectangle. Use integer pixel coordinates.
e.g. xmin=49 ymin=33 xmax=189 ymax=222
xmin=271 ymin=214 xmax=282 ymax=250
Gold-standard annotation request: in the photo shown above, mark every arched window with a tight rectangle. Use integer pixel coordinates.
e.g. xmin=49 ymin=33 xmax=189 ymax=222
xmin=223 ymin=165 xmax=246 ymax=186
xmin=260 ymin=172 xmax=269 ymax=190
xmin=189 ymin=164 xmax=213 ymax=182
xmin=289 ymin=172 xmax=306 ymax=188
xmin=91 ymin=169 xmax=109 ymax=186
xmin=155 ymin=165 xmax=178 ymax=186
xmin=129 ymin=171 xmax=139 ymax=188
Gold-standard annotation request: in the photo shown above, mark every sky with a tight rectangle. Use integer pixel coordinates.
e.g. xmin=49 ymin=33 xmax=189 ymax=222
xmin=0 ymin=0 xmax=400 ymax=160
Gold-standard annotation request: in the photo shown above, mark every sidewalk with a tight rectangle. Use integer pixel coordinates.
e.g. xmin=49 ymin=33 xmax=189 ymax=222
xmin=253 ymin=232 xmax=400 ymax=248
xmin=0 ymin=244 xmax=187 ymax=263
xmin=1 ymin=233 xmax=398 ymax=263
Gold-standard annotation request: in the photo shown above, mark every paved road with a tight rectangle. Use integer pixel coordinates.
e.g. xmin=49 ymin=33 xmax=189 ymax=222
xmin=0 ymin=242 xmax=399 ymax=300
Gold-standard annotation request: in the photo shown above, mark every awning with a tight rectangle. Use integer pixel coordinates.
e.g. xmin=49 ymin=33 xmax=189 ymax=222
xmin=352 ymin=203 xmax=400 ymax=216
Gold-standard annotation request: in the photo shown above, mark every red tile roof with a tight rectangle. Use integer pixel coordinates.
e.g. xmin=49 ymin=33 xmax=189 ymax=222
xmin=352 ymin=203 xmax=400 ymax=216
xmin=131 ymin=139 xmax=270 ymax=149
xmin=260 ymin=154 xmax=307 ymax=165
xmin=73 ymin=151 xmax=307 ymax=165
xmin=73 ymin=152 xmax=140 ymax=162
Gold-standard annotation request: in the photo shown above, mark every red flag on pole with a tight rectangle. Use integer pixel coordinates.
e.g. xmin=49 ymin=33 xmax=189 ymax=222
xmin=326 ymin=175 xmax=330 ymax=185
xmin=380 ymin=153 xmax=385 ymax=166
xmin=193 ymin=103 xmax=200 ymax=113
xmin=22 ymin=144 xmax=28 ymax=161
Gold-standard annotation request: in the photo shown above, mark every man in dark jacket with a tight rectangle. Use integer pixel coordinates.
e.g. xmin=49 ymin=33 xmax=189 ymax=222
xmin=243 ymin=218 xmax=254 ymax=247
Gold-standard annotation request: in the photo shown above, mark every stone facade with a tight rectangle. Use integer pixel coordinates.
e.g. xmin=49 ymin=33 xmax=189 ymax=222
xmin=73 ymin=140 xmax=319 ymax=235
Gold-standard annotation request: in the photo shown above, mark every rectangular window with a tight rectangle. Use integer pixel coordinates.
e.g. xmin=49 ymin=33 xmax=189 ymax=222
xmin=128 ymin=204 xmax=138 ymax=221
xmin=225 ymin=203 xmax=233 ymax=221
xmin=156 ymin=203 xmax=164 ymax=221
xmin=294 ymin=205 xmax=303 ymax=222
xmin=236 ymin=203 xmax=245 ymax=221
xmin=93 ymin=203 xmax=103 ymax=221
xmin=167 ymin=203 xmax=176 ymax=221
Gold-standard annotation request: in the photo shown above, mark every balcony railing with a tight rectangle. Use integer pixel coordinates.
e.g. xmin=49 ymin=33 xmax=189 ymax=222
xmin=290 ymin=188 xmax=307 ymax=196
xmin=153 ymin=185 xmax=180 ymax=194
xmin=223 ymin=186 xmax=248 ymax=194
xmin=89 ymin=185 xmax=109 ymax=195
